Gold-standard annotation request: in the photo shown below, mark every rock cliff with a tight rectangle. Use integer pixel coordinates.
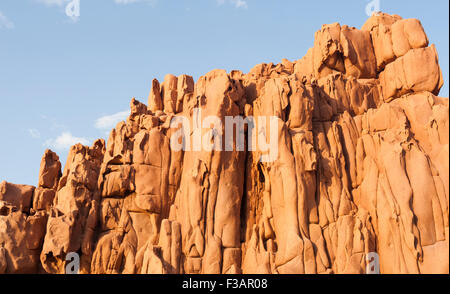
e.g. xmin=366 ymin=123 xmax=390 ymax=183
xmin=0 ymin=12 xmax=448 ymax=274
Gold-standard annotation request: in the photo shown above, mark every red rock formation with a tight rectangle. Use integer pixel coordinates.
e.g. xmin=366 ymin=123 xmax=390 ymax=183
xmin=0 ymin=12 xmax=448 ymax=274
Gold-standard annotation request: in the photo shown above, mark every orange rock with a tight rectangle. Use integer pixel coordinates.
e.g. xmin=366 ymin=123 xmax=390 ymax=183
xmin=1 ymin=12 xmax=448 ymax=274
xmin=148 ymin=78 xmax=163 ymax=113
xmin=0 ymin=181 xmax=34 ymax=213
xmin=379 ymin=45 xmax=443 ymax=100
xmin=38 ymin=150 xmax=62 ymax=190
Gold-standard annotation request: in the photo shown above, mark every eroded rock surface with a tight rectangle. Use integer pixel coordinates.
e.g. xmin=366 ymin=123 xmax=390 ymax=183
xmin=0 ymin=12 xmax=448 ymax=274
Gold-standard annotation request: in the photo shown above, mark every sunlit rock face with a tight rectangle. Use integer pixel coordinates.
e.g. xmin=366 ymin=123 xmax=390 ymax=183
xmin=0 ymin=13 xmax=448 ymax=274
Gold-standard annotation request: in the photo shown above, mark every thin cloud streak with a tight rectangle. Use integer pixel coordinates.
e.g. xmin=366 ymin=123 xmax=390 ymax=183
xmin=28 ymin=129 xmax=41 ymax=139
xmin=35 ymin=0 xmax=67 ymax=7
xmin=95 ymin=110 xmax=129 ymax=130
xmin=44 ymin=132 xmax=90 ymax=151
xmin=0 ymin=11 xmax=14 ymax=29
xmin=217 ymin=0 xmax=248 ymax=9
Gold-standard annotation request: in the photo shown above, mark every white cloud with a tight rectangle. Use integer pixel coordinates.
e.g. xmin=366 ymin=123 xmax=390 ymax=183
xmin=95 ymin=110 xmax=129 ymax=130
xmin=232 ymin=0 xmax=248 ymax=9
xmin=35 ymin=0 xmax=68 ymax=6
xmin=217 ymin=0 xmax=248 ymax=9
xmin=0 ymin=11 xmax=14 ymax=30
xmin=115 ymin=0 xmax=141 ymax=4
xmin=114 ymin=0 xmax=156 ymax=4
xmin=35 ymin=0 xmax=157 ymax=8
xmin=35 ymin=0 xmax=80 ymax=22
xmin=28 ymin=129 xmax=41 ymax=139
xmin=44 ymin=132 xmax=90 ymax=151
xmin=40 ymin=114 xmax=67 ymax=131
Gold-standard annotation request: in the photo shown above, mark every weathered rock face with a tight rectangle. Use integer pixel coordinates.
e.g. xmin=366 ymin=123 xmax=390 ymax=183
xmin=0 ymin=150 xmax=59 ymax=274
xmin=0 ymin=13 xmax=448 ymax=274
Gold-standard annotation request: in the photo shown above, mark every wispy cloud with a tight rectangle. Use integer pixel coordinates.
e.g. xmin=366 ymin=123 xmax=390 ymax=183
xmin=95 ymin=110 xmax=129 ymax=130
xmin=44 ymin=132 xmax=90 ymax=151
xmin=35 ymin=0 xmax=68 ymax=6
xmin=36 ymin=0 xmax=155 ymax=5
xmin=28 ymin=129 xmax=41 ymax=139
xmin=233 ymin=0 xmax=248 ymax=9
xmin=217 ymin=0 xmax=248 ymax=9
xmin=114 ymin=0 xmax=157 ymax=5
xmin=0 ymin=11 xmax=14 ymax=30
xmin=35 ymin=0 xmax=80 ymax=22
xmin=40 ymin=114 xmax=67 ymax=131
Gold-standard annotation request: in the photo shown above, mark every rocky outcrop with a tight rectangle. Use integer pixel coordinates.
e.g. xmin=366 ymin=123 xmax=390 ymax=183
xmin=0 ymin=150 xmax=60 ymax=273
xmin=0 ymin=12 xmax=448 ymax=274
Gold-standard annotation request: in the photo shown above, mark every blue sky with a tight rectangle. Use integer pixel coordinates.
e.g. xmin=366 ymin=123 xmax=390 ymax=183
xmin=0 ymin=0 xmax=448 ymax=186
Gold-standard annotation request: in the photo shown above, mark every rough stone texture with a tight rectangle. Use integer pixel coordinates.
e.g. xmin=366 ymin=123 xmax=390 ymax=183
xmin=0 ymin=150 xmax=61 ymax=273
xmin=0 ymin=12 xmax=448 ymax=274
